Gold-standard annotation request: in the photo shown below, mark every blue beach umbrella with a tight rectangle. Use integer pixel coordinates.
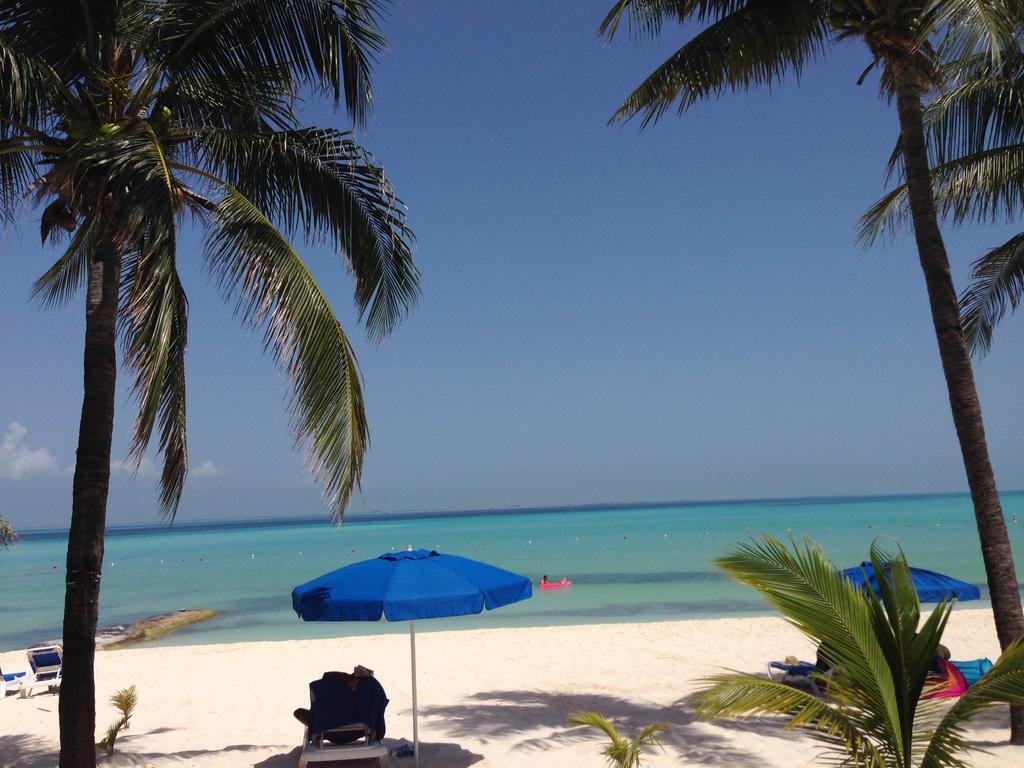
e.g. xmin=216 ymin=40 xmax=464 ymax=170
xmin=841 ymin=561 xmax=981 ymax=603
xmin=292 ymin=548 xmax=532 ymax=766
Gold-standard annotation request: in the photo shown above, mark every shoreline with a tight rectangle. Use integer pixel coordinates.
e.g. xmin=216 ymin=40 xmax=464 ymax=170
xmin=1 ymin=610 xmax=1014 ymax=767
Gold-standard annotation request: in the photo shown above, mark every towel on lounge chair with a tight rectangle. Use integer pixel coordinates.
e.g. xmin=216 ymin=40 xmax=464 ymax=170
xmin=309 ymin=672 xmax=389 ymax=740
xmin=922 ymin=658 xmax=968 ymax=700
xmin=767 ymin=659 xmax=821 ymax=695
xmin=298 ymin=672 xmax=390 ymax=768
xmin=769 ymin=660 xmax=816 ymax=677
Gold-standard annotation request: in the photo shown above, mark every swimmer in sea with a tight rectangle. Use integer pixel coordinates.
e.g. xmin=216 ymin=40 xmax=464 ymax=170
xmin=541 ymin=575 xmax=549 ymax=585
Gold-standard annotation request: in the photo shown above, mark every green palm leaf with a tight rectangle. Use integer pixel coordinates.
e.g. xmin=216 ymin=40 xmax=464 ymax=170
xmin=695 ymin=673 xmax=889 ymax=766
xmin=206 ymin=186 xmax=367 ymax=520
xmin=120 ymin=214 xmax=189 ymax=516
xmin=140 ymin=0 xmax=385 ymax=125
xmin=192 ymin=126 xmax=418 ymax=341
xmin=568 ymin=710 xmax=668 ymax=768
xmin=958 ymin=232 xmax=1024 ymax=354
xmin=602 ymin=0 xmax=831 ymax=126
xmin=31 ymin=211 xmax=97 ymax=306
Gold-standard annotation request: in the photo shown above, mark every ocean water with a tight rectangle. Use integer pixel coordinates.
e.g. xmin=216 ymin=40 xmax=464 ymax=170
xmin=2 ymin=493 xmax=1023 ymax=652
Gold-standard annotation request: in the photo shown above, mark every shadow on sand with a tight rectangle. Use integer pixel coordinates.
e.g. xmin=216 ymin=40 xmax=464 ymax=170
xmin=421 ymin=688 xmax=785 ymax=765
xmin=0 ymin=734 xmax=55 ymax=768
xmin=253 ymin=740 xmax=482 ymax=768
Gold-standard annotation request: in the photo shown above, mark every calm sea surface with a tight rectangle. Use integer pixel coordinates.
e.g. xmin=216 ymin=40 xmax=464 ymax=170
xmin=2 ymin=493 xmax=1023 ymax=652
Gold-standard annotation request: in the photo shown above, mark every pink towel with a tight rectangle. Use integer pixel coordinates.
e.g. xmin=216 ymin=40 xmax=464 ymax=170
xmin=922 ymin=658 xmax=968 ymax=700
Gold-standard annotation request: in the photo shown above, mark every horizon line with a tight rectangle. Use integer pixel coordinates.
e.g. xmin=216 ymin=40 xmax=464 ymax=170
xmin=12 ymin=487 xmax=1023 ymax=539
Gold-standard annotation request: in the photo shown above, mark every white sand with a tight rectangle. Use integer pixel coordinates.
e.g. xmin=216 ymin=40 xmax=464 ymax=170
xmin=0 ymin=609 xmax=1017 ymax=767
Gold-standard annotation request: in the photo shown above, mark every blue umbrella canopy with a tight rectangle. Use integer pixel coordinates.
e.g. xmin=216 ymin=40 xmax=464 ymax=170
xmin=841 ymin=561 xmax=981 ymax=603
xmin=291 ymin=548 xmax=533 ymax=621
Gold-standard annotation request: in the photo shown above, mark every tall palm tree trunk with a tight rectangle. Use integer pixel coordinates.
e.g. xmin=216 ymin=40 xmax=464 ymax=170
xmin=59 ymin=241 xmax=121 ymax=768
xmin=889 ymin=50 xmax=1024 ymax=743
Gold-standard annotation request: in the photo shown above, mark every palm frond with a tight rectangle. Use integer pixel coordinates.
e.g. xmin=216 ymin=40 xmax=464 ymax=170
xmin=205 ymin=186 xmax=367 ymax=520
xmin=31 ymin=211 xmax=96 ymax=306
xmin=0 ymin=138 xmax=37 ymax=221
xmin=0 ymin=33 xmax=52 ymax=139
xmin=120 ymin=217 xmax=189 ymax=518
xmin=695 ymin=673 xmax=888 ymax=766
xmin=958 ymin=231 xmax=1024 ymax=355
xmin=599 ymin=1 xmax=754 ymax=41
xmin=605 ymin=0 xmax=830 ymax=126
xmin=930 ymin=0 xmax=1021 ymax=68
xmin=142 ymin=0 xmax=386 ymax=125
xmin=715 ymin=536 xmax=903 ymax=740
xmin=858 ymin=142 xmax=1024 ymax=245
xmin=924 ymin=59 xmax=1024 ymax=164
xmin=568 ymin=711 xmax=625 ymax=744
xmin=193 ymin=127 xmax=418 ymax=340
xmin=568 ymin=710 xmax=668 ymax=768
xmin=167 ymin=63 xmax=298 ymax=131
xmin=0 ymin=0 xmax=99 ymax=82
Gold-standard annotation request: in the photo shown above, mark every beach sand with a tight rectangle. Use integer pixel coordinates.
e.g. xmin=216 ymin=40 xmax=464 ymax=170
xmin=0 ymin=609 xmax=1015 ymax=767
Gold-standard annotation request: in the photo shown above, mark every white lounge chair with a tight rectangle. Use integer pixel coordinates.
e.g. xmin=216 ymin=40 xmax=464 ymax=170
xmin=299 ymin=722 xmax=389 ymax=768
xmin=1 ymin=666 xmax=27 ymax=697
xmin=19 ymin=646 xmax=62 ymax=698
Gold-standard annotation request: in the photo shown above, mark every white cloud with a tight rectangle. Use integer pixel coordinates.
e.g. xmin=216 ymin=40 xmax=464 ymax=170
xmin=193 ymin=461 xmax=221 ymax=478
xmin=112 ymin=457 xmax=156 ymax=477
xmin=0 ymin=423 xmax=59 ymax=481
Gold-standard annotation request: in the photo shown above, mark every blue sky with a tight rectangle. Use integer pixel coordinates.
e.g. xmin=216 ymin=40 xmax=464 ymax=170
xmin=2 ymin=1 xmax=1023 ymax=528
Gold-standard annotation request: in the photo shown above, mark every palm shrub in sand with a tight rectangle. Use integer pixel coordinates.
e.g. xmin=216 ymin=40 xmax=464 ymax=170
xmin=567 ymin=711 xmax=668 ymax=767
xmin=695 ymin=536 xmax=1024 ymax=766
xmin=96 ymin=685 xmax=138 ymax=757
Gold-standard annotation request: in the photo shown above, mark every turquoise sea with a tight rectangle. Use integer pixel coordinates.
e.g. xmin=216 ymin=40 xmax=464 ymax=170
xmin=2 ymin=493 xmax=1024 ymax=652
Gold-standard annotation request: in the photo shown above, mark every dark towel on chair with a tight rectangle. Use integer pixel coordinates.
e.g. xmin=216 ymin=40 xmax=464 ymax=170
xmin=308 ymin=673 xmax=389 ymax=741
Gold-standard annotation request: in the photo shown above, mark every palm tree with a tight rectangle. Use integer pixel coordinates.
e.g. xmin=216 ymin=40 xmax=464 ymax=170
xmin=567 ymin=711 xmax=669 ymax=768
xmin=860 ymin=53 xmax=1024 ymax=355
xmin=599 ymin=0 xmax=1024 ymax=741
xmin=0 ymin=2 xmax=419 ymax=765
xmin=695 ymin=536 xmax=1024 ymax=767
xmin=0 ymin=517 xmax=16 ymax=547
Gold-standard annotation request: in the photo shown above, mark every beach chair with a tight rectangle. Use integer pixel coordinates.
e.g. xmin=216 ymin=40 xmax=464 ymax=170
xmin=19 ymin=646 xmax=62 ymax=698
xmin=298 ymin=672 xmax=389 ymax=768
xmin=1 ymin=665 xmax=27 ymax=697
xmin=951 ymin=658 xmax=993 ymax=686
xmin=767 ymin=659 xmax=821 ymax=696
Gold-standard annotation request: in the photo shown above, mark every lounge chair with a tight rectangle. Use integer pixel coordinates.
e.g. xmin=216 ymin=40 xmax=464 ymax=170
xmin=1 ymin=665 xmax=26 ymax=697
xmin=767 ymin=659 xmax=821 ymax=695
xmin=298 ymin=672 xmax=389 ymax=768
xmin=951 ymin=658 xmax=993 ymax=686
xmin=19 ymin=646 xmax=62 ymax=698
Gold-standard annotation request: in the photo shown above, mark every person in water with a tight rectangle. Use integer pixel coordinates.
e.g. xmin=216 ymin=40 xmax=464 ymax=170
xmin=541 ymin=575 xmax=549 ymax=585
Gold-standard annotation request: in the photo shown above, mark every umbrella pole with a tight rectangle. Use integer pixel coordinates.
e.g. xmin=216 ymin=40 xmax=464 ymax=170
xmin=410 ymin=620 xmax=419 ymax=768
